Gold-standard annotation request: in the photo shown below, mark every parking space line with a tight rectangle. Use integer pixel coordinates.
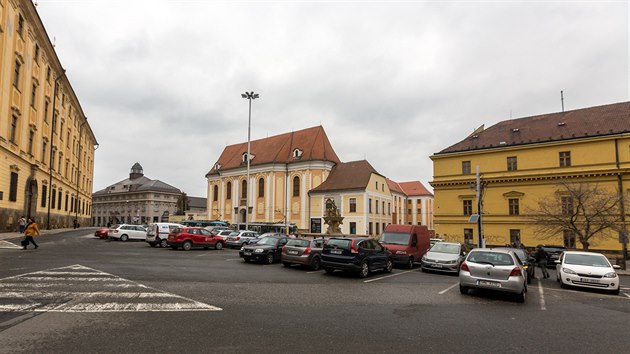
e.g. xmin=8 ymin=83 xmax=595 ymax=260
xmin=438 ymin=283 xmax=459 ymax=295
xmin=306 ymin=270 xmax=322 ymax=274
xmin=225 ymin=258 xmax=242 ymax=261
xmin=363 ymin=270 xmax=414 ymax=283
xmin=623 ymin=293 xmax=630 ymax=299
xmin=537 ymin=278 xmax=546 ymax=310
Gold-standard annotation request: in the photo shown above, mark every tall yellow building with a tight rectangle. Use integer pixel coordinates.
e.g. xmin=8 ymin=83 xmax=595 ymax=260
xmin=0 ymin=0 xmax=97 ymax=230
xmin=431 ymin=101 xmax=629 ymax=252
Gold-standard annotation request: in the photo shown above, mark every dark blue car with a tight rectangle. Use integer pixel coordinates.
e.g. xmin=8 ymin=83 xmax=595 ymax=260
xmin=321 ymin=237 xmax=393 ymax=278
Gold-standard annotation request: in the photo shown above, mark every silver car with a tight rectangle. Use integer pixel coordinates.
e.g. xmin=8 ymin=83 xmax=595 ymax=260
xmin=556 ymin=251 xmax=621 ymax=295
xmin=421 ymin=242 xmax=470 ymax=273
xmin=459 ymin=248 xmax=527 ymax=302
xmin=225 ymin=231 xmax=259 ymax=248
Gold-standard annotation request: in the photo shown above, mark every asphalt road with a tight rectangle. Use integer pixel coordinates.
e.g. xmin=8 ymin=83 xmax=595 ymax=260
xmin=1 ymin=229 xmax=629 ymax=354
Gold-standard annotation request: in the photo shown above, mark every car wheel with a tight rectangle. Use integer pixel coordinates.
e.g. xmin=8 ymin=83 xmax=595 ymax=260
xmin=359 ymin=261 xmax=370 ymax=278
xmin=182 ymin=241 xmax=192 ymax=251
xmin=159 ymin=238 xmax=168 ymax=248
xmin=324 ymin=267 xmax=335 ymax=275
xmin=560 ymin=279 xmax=568 ymax=289
xmin=406 ymin=257 xmax=414 ymax=269
xmin=120 ymin=234 xmax=129 ymax=242
xmin=310 ymin=257 xmax=321 ymax=271
xmin=384 ymin=259 xmax=393 ymax=273
xmin=266 ymin=253 xmax=275 ymax=264
xmin=459 ymin=285 xmax=468 ymax=295
xmin=283 ymin=262 xmax=292 ymax=267
xmin=215 ymin=242 xmax=223 ymax=250
xmin=515 ymin=289 xmax=525 ymax=303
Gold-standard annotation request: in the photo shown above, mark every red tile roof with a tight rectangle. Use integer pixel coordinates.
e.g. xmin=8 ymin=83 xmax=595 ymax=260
xmin=437 ymin=101 xmax=630 ymax=154
xmin=309 ymin=160 xmax=382 ymax=193
xmin=386 ymin=179 xmax=404 ymax=194
xmin=398 ymin=181 xmax=433 ymax=196
xmin=207 ymin=126 xmax=341 ymax=176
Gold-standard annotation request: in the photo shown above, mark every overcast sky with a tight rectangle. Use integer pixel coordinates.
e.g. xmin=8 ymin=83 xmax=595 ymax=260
xmin=36 ymin=0 xmax=629 ymax=198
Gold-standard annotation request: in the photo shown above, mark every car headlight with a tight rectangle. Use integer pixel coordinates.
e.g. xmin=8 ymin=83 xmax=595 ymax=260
xmin=562 ymin=267 xmax=577 ymax=275
xmin=254 ymin=249 xmax=264 ymax=253
xmin=395 ymin=251 xmax=407 ymax=255
xmin=445 ymin=260 xmax=457 ymax=264
xmin=603 ymin=272 xmax=617 ymax=278
xmin=240 ymin=246 xmax=245 ymax=251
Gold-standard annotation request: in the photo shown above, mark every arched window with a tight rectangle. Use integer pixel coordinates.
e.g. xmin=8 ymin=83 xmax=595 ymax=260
xmin=293 ymin=176 xmax=300 ymax=197
xmin=213 ymin=185 xmax=218 ymax=202
xmin=241 ymin=180 xmax=247 ymax=199
xmin=258 ymin=178 xmax=264 ymax=198
xmin=226 ymin=182 xmax=232 ymax=200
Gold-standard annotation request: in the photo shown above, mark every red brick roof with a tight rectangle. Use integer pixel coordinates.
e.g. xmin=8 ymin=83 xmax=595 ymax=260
xmin=207 ymin=126 xmax=340 ymax=176
xmin=309 ymin=160 xmax=382 ymax=193
xmin=398 ymin=181 xmax=433 ymax=196
xmin=386 ymin=179 xmax=404 ymax=194
xmin=437 ymin=101 xmax=630 ymax=154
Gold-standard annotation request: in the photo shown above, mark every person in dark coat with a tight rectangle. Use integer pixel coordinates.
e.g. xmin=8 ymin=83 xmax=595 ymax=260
xmin=534 ymin=245 xmax=550 ymax=279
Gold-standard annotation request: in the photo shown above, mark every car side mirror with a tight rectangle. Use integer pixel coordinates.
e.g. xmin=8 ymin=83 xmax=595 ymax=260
xmin=613 ymin=265 xmax=621 ymax=270
xmin=554 ymin=260 xmax=560 ymax=264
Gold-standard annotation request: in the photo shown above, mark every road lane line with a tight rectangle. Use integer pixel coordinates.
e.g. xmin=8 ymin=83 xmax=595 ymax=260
xmin=363 ymin=270 xmax=414 ymax=283
xmin=438 ymin=283 xmax=459 ymax=295
xmin=537 ymin=278 xmax=546 ymax=310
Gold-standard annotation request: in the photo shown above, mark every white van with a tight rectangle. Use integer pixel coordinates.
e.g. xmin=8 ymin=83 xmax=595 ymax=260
xmin=146 ymin=222 xmax=182 ymax=248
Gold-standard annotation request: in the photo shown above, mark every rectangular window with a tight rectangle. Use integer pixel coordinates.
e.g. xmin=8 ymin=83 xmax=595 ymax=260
xmin=563 ymin=230 xmax=576 ymax=248
xmin=44 ymin=101 xmax=49 ymax=123
xmin=59 ymin=122 xmax=64 ymax=139
xmin=349 ymin=198 xmax=356 ymax=213
xmin=464 ymin=228 xmax=473 ymax=245
xmin=17 ymin=14 xmax=24 ymax=36
xmin=463 ymin=200 xmax=473 ymax=216
xmin=388 ymin=203 xmax=391 ymax=215
xmin=47 ymin=67 xmax=51 ymax=83
xmin=34 ymin=44 xmax=40 ymax=63
xmin=369 ymin=222 xmax=373 ymax=235
xmin=382 ymin=201 xmax=385 ymax=215
xmin=561 ymin=196 xmax=573 ymax=215
xmin=51 ymin=188 xmax=57 ymax=208
xmin=42 ymin=140 xmax=47 ymax=164
xmin=13 ymin=60 xmax=21 ymax=88
xmin=559 ymin=151 xmax=571 ymax=167
xmin=417 ymin=208 xmax=421 ymax=214
xmin=376 ymin=201 xmax=379 ymax=214
xmin=28 ymin=131 xmax=34 ymax=154
xmin=507 ymin=156 xmax=517 ymax=171
xmin=58 ymin=191 xmax=62 ymax=209
xmin=349 ymin=222 xmax=356 ymax=235
xmin=462 ymin=161 xmax=471 ymax=175
xmin=41 ymin=185 xmax=47 ymax=208
xmin=31 ymin=84 xmax=37 ymax=107
xmin=9 ymin=172 xmax=18 ymax=202
xmin=65 ymin=194 xmax=68 ymax=211
xmin=508 ymin=198 xmax=519 ymax=216
xmin=10 ymin=115 xmax=18 ymax=143
xmin=369 ymin=199 xmax=372 ymax=213
xmin=376 ymin=223 xmax=380 ymax=235
xmin=509 ymin=229 xmax=521 ymax=245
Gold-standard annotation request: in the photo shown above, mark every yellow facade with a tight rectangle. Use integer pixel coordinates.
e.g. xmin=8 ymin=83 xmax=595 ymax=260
xmin=432 ymin=135 xmax=630 ymax=252
xmin=0 ymin=0 xmax=97 ymax=230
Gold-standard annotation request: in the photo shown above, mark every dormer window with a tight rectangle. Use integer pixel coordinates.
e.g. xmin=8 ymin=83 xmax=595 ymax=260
xmin=242 ymin=152 xmax=254 ymax=164
xmin=214 ymin=163 xmax=222 ymax=171
xmin=293 ymin=148 xmax=303 ymax=160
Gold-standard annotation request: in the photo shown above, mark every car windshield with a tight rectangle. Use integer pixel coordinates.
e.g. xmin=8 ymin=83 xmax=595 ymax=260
xmin=496 ymin=248 xmax=527 ymax=263
xmin=430 ymin=243 xmax=460 ymax=254
xmin=228 ymin=232 xmax=240 ymax=236
xmin=380 ymin=232 xmax=410 ymax=245
xmin=468 ymin=251 xmax=515 ymax=266
xmin=564 ymin=254 xmax=610 ymax=267
xmin=287 ymin=239 xmax=309 ymax=247
xmin=171 ymin=227 xmax=184 ymax=234
xmin=256 ymin=237 xmax=278 ymax=246
xmin=543 ymin=246 xmax=566 ymax=253
xmin=326 ymin=239 xmax=352 ymax=249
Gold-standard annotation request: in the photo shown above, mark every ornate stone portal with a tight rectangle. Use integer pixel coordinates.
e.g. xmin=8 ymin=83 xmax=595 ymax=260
xmin=323 ymin=198 xmax=343 ymax=234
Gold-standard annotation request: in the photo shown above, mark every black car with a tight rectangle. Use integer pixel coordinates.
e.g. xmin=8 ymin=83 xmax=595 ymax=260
xmin=495 ymin=247 xmax=536 ymax=284
xmin=239 ymin=235 xmax=289 ymax=264
xmin=321 ymin=237 xmax=393 ymax=278
xmin=541 ymin=245 xmax=568 ymax=267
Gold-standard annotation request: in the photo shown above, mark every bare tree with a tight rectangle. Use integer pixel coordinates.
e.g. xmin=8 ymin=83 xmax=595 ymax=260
xmin=176 ymin=193 xmax=189 ymax=216
xmin=529 ymin=182 xmax=623 ymax=250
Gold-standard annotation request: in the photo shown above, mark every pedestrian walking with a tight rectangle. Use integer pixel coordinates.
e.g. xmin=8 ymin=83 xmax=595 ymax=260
xmin=534 ymin=245 xmax=549 ymax=279
xmin=22 ymin=218 xmax=40 ymax=250
xmin=18 ymin=216 xmax=27 ymax=233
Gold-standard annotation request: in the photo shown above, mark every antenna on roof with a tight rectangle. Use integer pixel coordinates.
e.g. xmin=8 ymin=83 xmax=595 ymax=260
xmin=561 ymin=90 xmax=564 ymax=112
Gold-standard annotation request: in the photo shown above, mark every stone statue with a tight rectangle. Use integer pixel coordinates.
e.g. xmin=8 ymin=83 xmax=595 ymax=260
xmin=323 ymin=198 xmax=343 ymax=234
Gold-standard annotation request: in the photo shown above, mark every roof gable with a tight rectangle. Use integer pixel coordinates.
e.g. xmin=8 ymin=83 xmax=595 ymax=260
xmin=310 ymin=160 xmax=381 ymax=193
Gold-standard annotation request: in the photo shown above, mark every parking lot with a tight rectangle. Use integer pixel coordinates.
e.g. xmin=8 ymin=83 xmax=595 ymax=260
xmin=1 ymin=229 xmax=629 ymax=353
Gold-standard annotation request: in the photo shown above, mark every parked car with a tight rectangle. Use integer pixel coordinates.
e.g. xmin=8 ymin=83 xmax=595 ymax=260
xmin=556 ymin=251 xmax=620 ymax=295
xmin=225 ymin=231 xmax=260 ymax=248
xmin=146 ymin=222 xmax=183 ymax=248
xmin=167 ymin=226 xmax=226 ymax=251
xmin=94 ymin=227 xmax=109 ymax=239
xmin=421 ymin=242 xmax=470 ymax=273
xmin=379 ymin=224 xmax=431 ymax=269
xmin=541 ymin=245 xmax=568 ymax=267
xmin=321 ymin=237 xmax=393 ymax=278
xmin=494 ymin=247 xmax=536 ymax=284
xmin=459 ymin=248 xmax=528 ymax=303
xmin=108 ymin=224 xmax=148 ymax=241
xmin=281 ymin=238 xmax=325 ymax=270
xmin=239 ymin=235 xmax=289 ymax=264
xmin=211 ymin=229 xmax=235 ymax=241
xmin=430 ymin=238 xmax=444 ymax=248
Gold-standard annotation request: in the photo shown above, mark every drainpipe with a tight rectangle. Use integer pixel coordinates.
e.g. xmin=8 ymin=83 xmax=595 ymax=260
xmin=46 ymin=69 xmax=66 ymax=229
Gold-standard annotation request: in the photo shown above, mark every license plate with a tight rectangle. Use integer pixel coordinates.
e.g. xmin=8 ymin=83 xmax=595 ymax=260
xmin=288 ymin=250 xmax=298 ymax=255
xmin=478 ymin=280 xmax=500 ymax=287
xmin=244 ymin=252 xmax=252 ymax=256
xmin=432 ymin=264 xmax=443 ymax=268
xmin=580 ymin=278 xmax=600 ymax=283
xmin=331 ymin=249 xmax=343 ymax=254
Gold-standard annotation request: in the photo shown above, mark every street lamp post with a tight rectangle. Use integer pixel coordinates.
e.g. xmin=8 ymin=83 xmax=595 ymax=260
xmin=241 ymin=91 xmax=259 ymax=231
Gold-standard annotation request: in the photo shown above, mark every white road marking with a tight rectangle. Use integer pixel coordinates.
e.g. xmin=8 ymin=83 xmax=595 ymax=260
xmin=623 ymin=293 xmax=630 ymax=299
xmin=621 ymin=287 xmax=630 ymax=290
xmin=363 ymin=270 xmax=414 ymax=283
xmin=0 ymin=264 xmax=222 ymax=312
xmin=0 ymin=240 xmax=21 ymax=249
xmin=537 ymin=278 xmax=547 ymax=310
xmin=438 ymin=283 xmax=459 ymax=295
xmin=306 ymin=270 xmax=322 ymax=274
xmin=225 ymin=258 xmax=242 ymax=261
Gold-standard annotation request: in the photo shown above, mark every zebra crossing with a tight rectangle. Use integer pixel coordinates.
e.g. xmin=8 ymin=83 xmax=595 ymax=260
xmin=0 ymin=240 xmax=22 ymax=249
xmin=0 ymin=264 xmax=222 ymax=312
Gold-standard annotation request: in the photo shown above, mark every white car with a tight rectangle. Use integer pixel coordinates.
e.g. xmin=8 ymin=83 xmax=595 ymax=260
xmin=556 ymin=251 xmax=621 ymax=295
xmin=108 ymin=224 xmax=148 ymax=241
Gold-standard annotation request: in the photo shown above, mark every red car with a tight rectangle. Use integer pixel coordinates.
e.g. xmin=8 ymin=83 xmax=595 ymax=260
xmin=94 ymin=227 xmax=109 ymax=239
xmin=167 ymin=227 xmax=226 ymax=251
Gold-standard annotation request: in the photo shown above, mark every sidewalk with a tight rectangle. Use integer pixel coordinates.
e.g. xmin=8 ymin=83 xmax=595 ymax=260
xmin=0 ymin=227 xmax=96 ymax=241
